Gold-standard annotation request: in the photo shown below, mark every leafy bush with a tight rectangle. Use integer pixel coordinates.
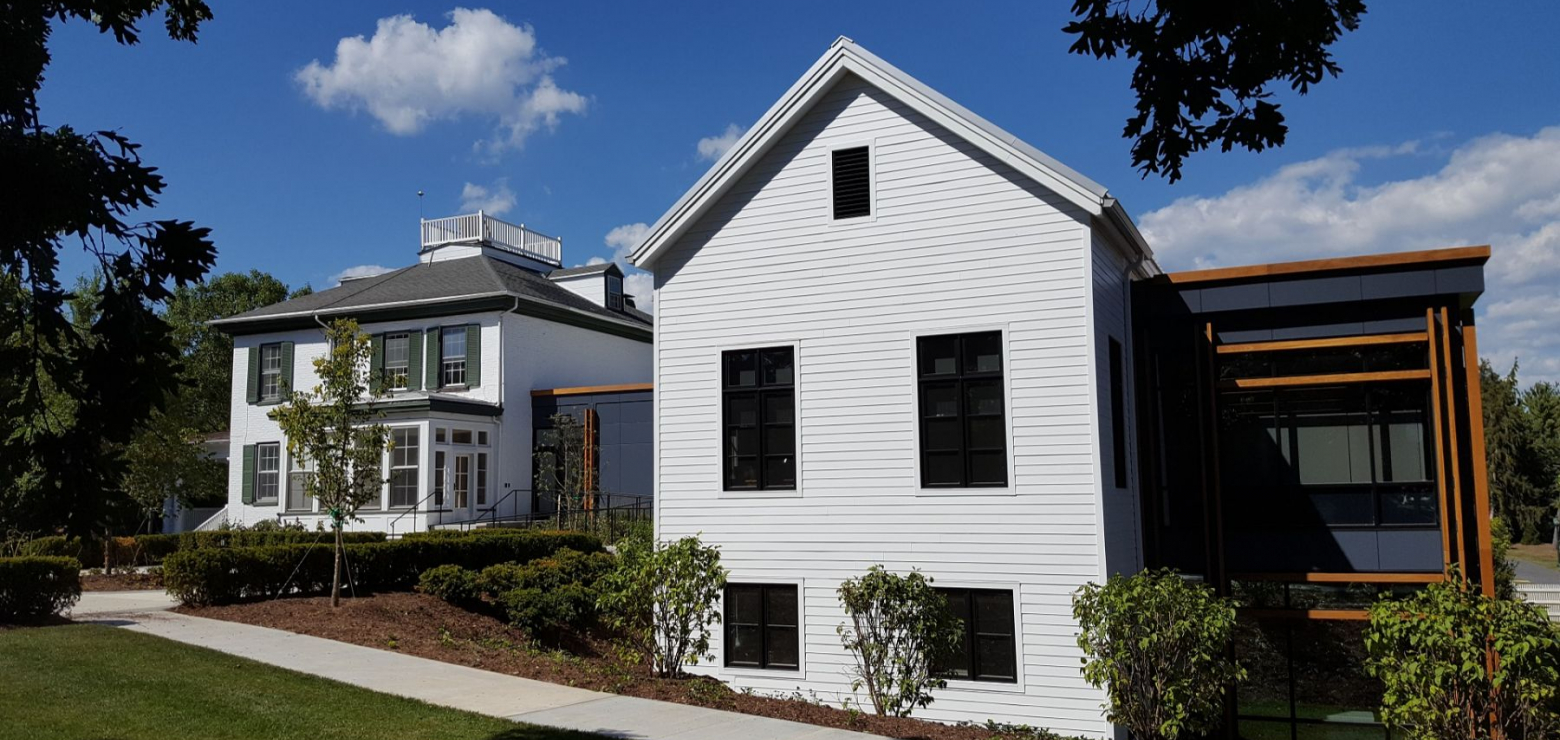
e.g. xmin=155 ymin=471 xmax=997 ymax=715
xmin=20 ymin=536 xmax=103 ymax=568
xmin=0 ymin=557 xmax=82 ymax=621
xmin=836 ymin=566 xmax=962 ymax=717
xmin=417 ymin=565 xmax=484 ymax=608
xmin=163 ymin=530 xmax=602 ymax=606
xmin=419 ymin=549 xmax=617 ymax=639
xmin=1364 ymin=572 xmax=1560 ymax=740
xmin=1073 ymin=569 xmax=1244 ymax=740
xmin=598 ymin=532 xmax=727 ymax=678
xmin=1491 ymin=517 xmax=1520 ymax=600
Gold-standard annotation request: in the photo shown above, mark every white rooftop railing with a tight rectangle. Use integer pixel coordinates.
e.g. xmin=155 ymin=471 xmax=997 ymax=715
xmin=420 ymin=211 xmax=562 ymax=266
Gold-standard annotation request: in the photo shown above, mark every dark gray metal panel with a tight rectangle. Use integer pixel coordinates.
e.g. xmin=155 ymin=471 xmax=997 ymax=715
xmin=1269 ymin=275 xmax=1362 ymax=308
xmin=1434 ymin=265 xmax=1484 ymax=295
xmin=1175 ymin=288 xmax=1202 ymax=313
xmin=1362 ymin=270 xmax=1437 ymax=300
xmin=1270 ymin=321 xmax=1366 ymax=340
xmin=1199 ymin=283 xmax=1270 ymax=312
xmin=1219 ymin=328 xmax=1274 ymax=343
xmin=1361 ymin=316 xmax=1428 ymax=334
xmin=1376 ymin=528 xmax=1444 ymax=571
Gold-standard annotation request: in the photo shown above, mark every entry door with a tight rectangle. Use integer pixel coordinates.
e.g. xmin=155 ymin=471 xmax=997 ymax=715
xmin=451 ymin=453 xmax=473 ymax=514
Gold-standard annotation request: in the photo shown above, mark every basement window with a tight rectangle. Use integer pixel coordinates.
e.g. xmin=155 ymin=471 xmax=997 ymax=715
xmin=831 ymin=145 xmax=872 ymax=220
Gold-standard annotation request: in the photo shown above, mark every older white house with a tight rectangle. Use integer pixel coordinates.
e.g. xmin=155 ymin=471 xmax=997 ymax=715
xmin=210 ymin=214 xmax=653 ymax=534
xmin=631 ymin=39 xmax=1155 ymax=735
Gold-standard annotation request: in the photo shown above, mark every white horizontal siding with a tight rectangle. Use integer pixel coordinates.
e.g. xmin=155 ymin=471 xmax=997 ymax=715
xmin=652 ymin=73 xmax=1112 ymax=736
xmin=1091 ymin=229 xmax=1143 ymax=577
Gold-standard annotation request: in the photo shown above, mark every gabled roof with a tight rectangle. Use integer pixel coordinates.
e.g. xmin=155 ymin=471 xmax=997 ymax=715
xmin=210 ymin=255 xmax=651 ymax=339
xmin=548 ymin=262 xmax=621 ymax=279
xmin=630 ymin=37 xmax=1153 ymax=269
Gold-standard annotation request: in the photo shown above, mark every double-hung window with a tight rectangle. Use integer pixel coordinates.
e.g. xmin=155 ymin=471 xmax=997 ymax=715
xmin=286 ymin=450 xmax=314 ymax=511
xmin=935 ymin=588 xmax=1017 ymax=683
xmin=441 ymin=326 xmax=467 ymax=387
xmin=383 ymin=333 xmax=410 ymax=390
xmin=918 ymin=331 xmax=1007 ymax=487
xmin=724 ymin=584 xmax=799 ymax=670
xmin=389 ymin=428 xmax=419 ymax=508
xmin=606 ymin=274 xmax=624 ymax=311
xmin=721 ymin=347 xmax=795 ymax=490
xmin=259 ymin=344 xmax=283 ymax=402
xmin=254 ymin=442 xmax=280 ymax=505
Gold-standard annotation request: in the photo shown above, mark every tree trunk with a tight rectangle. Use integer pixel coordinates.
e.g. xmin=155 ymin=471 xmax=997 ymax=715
xmin=330 ymin=525 xmax=343 ymax=608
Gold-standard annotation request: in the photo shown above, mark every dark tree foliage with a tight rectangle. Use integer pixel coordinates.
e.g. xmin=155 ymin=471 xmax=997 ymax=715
xmin=1481 ymin=360 xmax=1560 ymax=545
xmin=1064 ymin=0 xmax=1367 ymax=182
xmin=1 ymin=1 xmax=217 ymax=536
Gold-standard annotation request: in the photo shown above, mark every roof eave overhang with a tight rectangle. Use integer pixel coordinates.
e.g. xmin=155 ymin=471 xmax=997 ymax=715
xmin=630 ymin=39 xmax=1111 ymax=270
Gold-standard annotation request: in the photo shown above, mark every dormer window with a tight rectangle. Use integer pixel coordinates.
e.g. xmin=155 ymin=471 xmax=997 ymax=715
xmin=831 ymin=145 xmax=872 ymax=220
xmin=607 ymin=274 xmax=624 ymax=311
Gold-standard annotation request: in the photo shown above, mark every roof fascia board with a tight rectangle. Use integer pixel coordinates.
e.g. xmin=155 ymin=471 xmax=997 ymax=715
xmin=631 ymin=41 xmax=1109 ymax=269
xmin=631 ymin=47 xmax=850 ymax=269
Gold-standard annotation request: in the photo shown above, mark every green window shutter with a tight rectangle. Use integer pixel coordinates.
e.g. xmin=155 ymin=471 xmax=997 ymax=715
xmin=466 ymin=324 xmax=481 ymax=388
xmin=370 ymin=334 xmax=384 ymax=385
xmin=241 ymin=445 xmax=256 ymax=504
xmin=245 ymin=347 xmax=260 ymax=404
xmin=406 ymin=330 xmax=423 ymax=391
xmin=279 ymin=342 xmax=294 ymax=398
xmin=425 ymin=328 xmax=441 ymax=389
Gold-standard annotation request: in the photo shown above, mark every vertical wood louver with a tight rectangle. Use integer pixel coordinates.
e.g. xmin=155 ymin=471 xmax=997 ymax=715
xmin=831 ymin=146 xmax=871 ymax=219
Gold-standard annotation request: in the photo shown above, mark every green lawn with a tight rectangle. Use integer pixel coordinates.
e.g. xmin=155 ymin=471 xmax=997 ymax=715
xmin=1511 ymin=543 xmax=1560 ymax=572
xmin=0 ymin=624 xmax=606 ymax=740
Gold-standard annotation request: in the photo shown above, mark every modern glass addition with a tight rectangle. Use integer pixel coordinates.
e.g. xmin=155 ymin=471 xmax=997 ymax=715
xmin=441 ymin=326 xmax=467 ymax=387
xmin=259 ymin=343 xmax=283 ymax=401
xmin=724 ymin=584 xmax=799 ymax=670
xmin=254 ymin=442 xmax=280 ymax=504
xmin=935 ymin=588 xmax=1017 ymax=683
xmin=721 ymin=347 xmax=795 ymax=490
xmin=1220 ymin=383 xmax=1437 ymax=529
xmin=383 ymin=333 xmax=410 ymax=390
xmin=389 ymin=428 xmax=419 ymax=508
xmin=1235 ymin=619 xmax=1388 ymax=739
xmin=917 ymin=331 xmax=1007 ymax=487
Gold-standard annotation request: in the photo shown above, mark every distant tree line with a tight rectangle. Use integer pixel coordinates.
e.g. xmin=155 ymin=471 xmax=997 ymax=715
xmin=1481 ymin=361 xmax=1560 ymax=544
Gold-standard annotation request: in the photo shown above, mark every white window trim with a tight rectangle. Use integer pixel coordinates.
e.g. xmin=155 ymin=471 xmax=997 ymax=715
xmin=386 ymin=424 xmax=422 ymax=510
xmin=713 ymin=339 xmax=803 ymax=500
xmin=285 ymin=448 xmax=317 ymax=513
xmin=824 ymin=139 xmax=877 ymax=227
xmin=383 ymin=332 xmax=412 ymax=391
xmin=928 ymin=579 xmax=1026 ymax=695
xmin=718 ymin=576 xmax=807 ymax=680
xmin=906 ymin=323 xmax=1018 ymax=496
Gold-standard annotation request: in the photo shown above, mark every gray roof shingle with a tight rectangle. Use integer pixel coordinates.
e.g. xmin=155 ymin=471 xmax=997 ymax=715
xmin=212 ymin=256 xmax=651 ymax=330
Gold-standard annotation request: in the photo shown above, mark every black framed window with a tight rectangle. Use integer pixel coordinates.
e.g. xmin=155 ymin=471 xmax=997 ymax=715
xmin=722 ymin=347 xmax=795 ymax=490
xmin=1108 ymin=337 xmax=1128 ymax=488
xmin=606 ymin=274 xmax=624 ymax=311
xmin=724 ymin=584 xmax=799 ymax=670
xmin=935 ymin=588 xmax=1017 ymax=683
xmin=918 ymin=331 xmax=1006 ymax=487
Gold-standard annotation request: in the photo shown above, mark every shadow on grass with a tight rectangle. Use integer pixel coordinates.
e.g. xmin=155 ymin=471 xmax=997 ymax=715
xmin=487 ymin=728 xmax=645 ymax=740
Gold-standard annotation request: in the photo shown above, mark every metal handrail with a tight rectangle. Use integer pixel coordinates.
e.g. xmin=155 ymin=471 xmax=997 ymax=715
xmin=386 ymin=489 xmax=445 ymax=539
xmin=419 ymin=211 xmax=562 ymax=266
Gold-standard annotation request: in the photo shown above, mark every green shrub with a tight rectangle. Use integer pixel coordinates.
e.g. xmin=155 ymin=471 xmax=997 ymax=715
xmin=1365 ymin=572 xmax=1560 ymax=740
xmin=20 ymin=536 xmax=103 ymax=568
xmin=417 ymin=565 xmax=483 ymax=608
xmin=836 ymin=566 xmax=963 ymax=717
xmin=1073 ymin=569 xmax=1244 ymax=740
xmin=598 ymin=534 xmax=726 ymax=678
xmin=0 ymin=557 xmax=82 ymax=621
xmin=163 ymin=530 xmax=603 ymax=606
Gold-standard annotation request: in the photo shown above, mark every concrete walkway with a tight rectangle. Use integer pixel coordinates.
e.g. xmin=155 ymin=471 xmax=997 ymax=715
xmin=70 ymin=591 xmax=880 ymax=740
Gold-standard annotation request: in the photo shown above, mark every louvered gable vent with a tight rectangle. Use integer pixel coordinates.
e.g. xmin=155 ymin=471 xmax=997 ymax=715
xmin=831 ymin=146 xmax=871 ymax=219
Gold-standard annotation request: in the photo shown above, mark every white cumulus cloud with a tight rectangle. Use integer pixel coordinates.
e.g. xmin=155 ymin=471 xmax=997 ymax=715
xmin=1138 ymin=126 xmax=1560 ymax=383
xmin=573 ymin=222 xmax=655 ymax=314
xmin=696 ymin=123 xmax=745 ymax=162
xmin=459 ymin=178 xmax=516 ymax=215
xmin=331 ymin=264 xmax=395 ymax=286
xmin=603 ymin=222 xmax=650 ymax=264
xmin=295 ymin=8 xmax=586 ymax=154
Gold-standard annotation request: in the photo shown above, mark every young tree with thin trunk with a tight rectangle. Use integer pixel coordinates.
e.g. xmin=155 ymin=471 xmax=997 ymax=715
xmin=273 ymin=319 xmax=389 ymax=607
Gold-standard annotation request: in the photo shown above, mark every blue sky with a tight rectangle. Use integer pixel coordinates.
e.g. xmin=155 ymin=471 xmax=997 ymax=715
xmin=39 ymin=1 xmax=1560 ymax=379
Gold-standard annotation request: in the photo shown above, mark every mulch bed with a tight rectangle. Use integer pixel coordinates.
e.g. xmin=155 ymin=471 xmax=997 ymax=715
xmin=81 ymin=571 xmax=163 ymax=591
xmin=180 ymin=593 xmax=1053 ymax=740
